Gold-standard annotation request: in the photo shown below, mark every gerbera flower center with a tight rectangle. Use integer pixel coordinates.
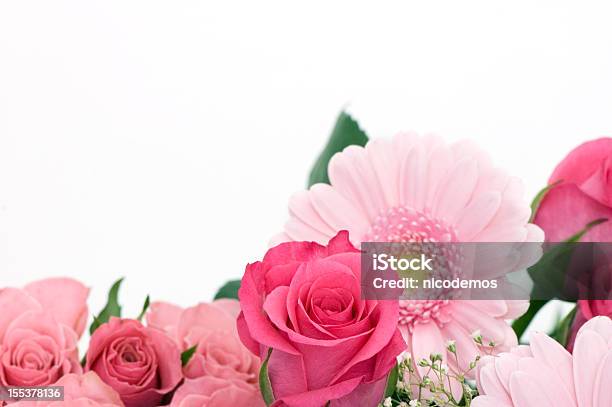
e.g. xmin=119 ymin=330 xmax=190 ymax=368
xmin=398 ymin=299 xmax=452 ymax=332
xmin=364 ymin=206 xmax=458 ymax=330
xmin=363 ymin=206 xmax=457 ymax=243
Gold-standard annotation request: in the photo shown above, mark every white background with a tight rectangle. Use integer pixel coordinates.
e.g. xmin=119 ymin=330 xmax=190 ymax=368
xmin=1 ymin=1 xmax=611 ymax=332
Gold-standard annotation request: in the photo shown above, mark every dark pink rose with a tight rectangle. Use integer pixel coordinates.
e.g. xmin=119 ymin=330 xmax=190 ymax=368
xmin=532 ymin=139 xmax=612 ymax=350
xmin=534 ymin=137 xmax=612 ymax=241
xmin=147 ymin=299 xmax=264 ymax=406
xmin=578 ymin=299 xmax=612 ymax=320
xmin=85 ymin=318 xmax=182 ymax=407
xmin=0 ymin=278 xmax=88 ymax=389
xmin=12 ymin=372 xmax=124 ymax=407
xmin=237 ymin=231 xmax=405 ymax=407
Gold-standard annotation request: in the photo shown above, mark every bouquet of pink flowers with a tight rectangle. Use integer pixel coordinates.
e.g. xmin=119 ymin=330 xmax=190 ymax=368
xmin=2 ymin=113 xmax=612 ymax=407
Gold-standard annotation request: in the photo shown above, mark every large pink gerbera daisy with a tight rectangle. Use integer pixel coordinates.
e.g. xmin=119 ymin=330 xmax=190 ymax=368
xmin=473 ymin=316 xmax=612 ymax=407
xmin=274 ymin=133 xmax=543 ymax=397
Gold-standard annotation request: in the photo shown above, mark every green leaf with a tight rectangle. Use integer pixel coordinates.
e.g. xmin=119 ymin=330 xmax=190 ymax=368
xmin=515 ymin=218 xmax=608 ymax=340
xmin=528 ymin=218 xmax=608 ymax=300
xmin=214 ymin=280 xmax=241 ymax=300
xmin=383 ymin=363 xmax=399 ymax=399
xmin=529 ymin=181 xmax=561 ymax=222
xmin=259 ymin=348 xmax=275 ymax=406
xmin=181 ymin=345 xmax=197 ymax=366
xmin=512 ymin=300 xmax=546 ymax=342
xmin=89 ymin=278 xmax=124 ymax=335
xmin=308 ymin=111 xmax=369 ymax=187
xmin=552 ymin=306 xmax=577 ymax=347
xmin=136 ymin=295 xmax=151 ymax=322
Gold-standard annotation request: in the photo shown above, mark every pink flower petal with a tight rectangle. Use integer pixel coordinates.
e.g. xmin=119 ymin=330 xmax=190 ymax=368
xmin=529 ymin=332 xmax=574 ymax=392
xmin=534 ymin=183 xmax=612 ymax=242
xmin=410 ymin=322 xmax=445 ymax=377
xmin=432 ymin=158 xmax=479 ymax=224
xmin=146 ymin=301 xmax=184 ymax=340
xmin=328 ymin=145 xmax=385 ymax=222
xmin=573 ymin=329 xmax=607 ymax=407
xmin=0 ymin=288 xmax=41 ymax=341
xmin=24 ymin=278 xmax=89 ymax=338
xmin=456 ymin=191 xmax=502 ymax=240
xmin=471 ymin=395 xmax=513 ymax=407
xmin=308 ymin=184 xmax=369 ymax=243
xmin=509 ymin=371 xmax=565 ymax=407
xmin=549 ymin=138 xmax=612 ymax=185
xmin=594 ymin=349 xmax=612 ymax=407
xmin=399 ymin=143 xmax=427 ymax=211
xmin=366 ymin=138 xmax=400 ymax=208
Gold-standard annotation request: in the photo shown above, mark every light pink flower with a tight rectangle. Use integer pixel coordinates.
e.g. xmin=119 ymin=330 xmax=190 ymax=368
xmin=23 ymin=278 xmax=90 ymax=338
xmin=473 ymin=316 xmax=612 ymax=407
xmin=275 ymin=133 xmax=542 ymax=246
xmin=0 ymin=311 xmax=81 ymax=389
xmin=85 ymin=318 xmax=182 ymax=407
xmin=274 ymin=134 xmax=542 ymax=396
xmin=0 ymin=278 xmax=89 ymax=389
xmin=147 ymin=299 xmax=264 ymax=406
xmin=170 ymin=376 xmax=260 ymax=407
xmin=12 ymin=372 xmax=124 ymax=407
xmin=0 ymin=278 xmax=89 ymax=339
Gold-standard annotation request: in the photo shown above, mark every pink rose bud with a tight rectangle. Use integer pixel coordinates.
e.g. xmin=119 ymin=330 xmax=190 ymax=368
xmin=85 ymin=318 xmax=182 ymax=407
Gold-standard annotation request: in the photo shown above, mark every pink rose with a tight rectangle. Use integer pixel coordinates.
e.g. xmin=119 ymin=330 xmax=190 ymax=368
xmin=0 ymin=311 xmax=81 ymax=389
xmin=532 ymin=138 xmax=612 ymax=350
xmin=534 ymin=137 xmax=612 ymax=241
xmin=0 ymin=278 xmax=89 ymax=340
xmin=22 ymin=278 xmax=90 ymax=338
xmin=147 ymin=299 xmax=264 ymax=407
xmin=577 ymin=299 xmax=612 ymax=320
xmin=237 ymin=231 xmax=406 ymax=407
xmin=12 ymin=372 xmax=124 ymax=407
xmin=170 ymin=376 xmax=261 ymax=407
xmin=0 ymin=278 xmax=89 ymax=388
xmin=85 ymin=318 xmax=182 ymax=407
